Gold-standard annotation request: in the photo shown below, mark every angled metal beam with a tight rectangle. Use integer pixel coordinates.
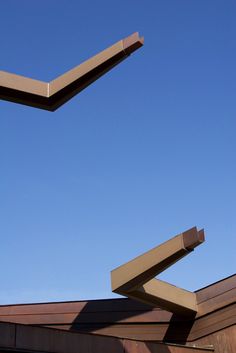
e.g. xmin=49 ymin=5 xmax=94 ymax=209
xmin=111 ymin=227 xmax=205 ymax=315
xmin=0 ymin=32 xmax=144 ymax=111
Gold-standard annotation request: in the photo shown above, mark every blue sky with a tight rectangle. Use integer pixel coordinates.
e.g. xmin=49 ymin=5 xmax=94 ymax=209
xmin=0 ymin=0 xmax=235 ymax=304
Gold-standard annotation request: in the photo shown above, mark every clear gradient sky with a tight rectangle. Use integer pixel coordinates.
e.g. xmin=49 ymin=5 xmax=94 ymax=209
xmin=0 ymin=0 xmax=235 ymax=304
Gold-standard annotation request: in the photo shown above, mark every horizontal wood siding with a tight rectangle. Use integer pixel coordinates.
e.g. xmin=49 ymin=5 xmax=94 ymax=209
xmin=0 ymin=321 xmax=212 ymax=353
xmin=0 ymin=274 xmax=234 ymax=344
xmin=190 ymin=325 xmax=236 ymax=353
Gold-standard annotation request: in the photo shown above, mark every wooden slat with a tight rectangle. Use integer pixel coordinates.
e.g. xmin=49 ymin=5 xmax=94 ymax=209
xmin=54 ymin=322 xmax=176 ymax=341
xmin=196 ymin=274 xmax=236 ymax=303
xmin=197 ymin=287 xmax=236 ymax=317
xmin=0 ymin=298 xmax=153 ymax=315
xmin=191 ymin=325 xmax=236 ymax=353
xmin=0 ymin=321 xmax=212 ymax=353
xmin=123 ymin=340 xmax=213 ymax=353
xmin=189 ymin=304 xmax=236 ymax=341
xmin=0 ymin=310 xmax=173 ymax=325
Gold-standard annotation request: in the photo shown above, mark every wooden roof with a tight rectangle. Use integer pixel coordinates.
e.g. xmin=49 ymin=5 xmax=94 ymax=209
xmin=0 ymin=274 xmax=235 ymax=353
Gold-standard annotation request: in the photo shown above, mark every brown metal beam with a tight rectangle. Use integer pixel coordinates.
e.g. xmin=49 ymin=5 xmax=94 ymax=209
xmin=0 ymin=32 xmax=143 ymax=111
xmin=111 ymin=227 xmax=205 ymax=315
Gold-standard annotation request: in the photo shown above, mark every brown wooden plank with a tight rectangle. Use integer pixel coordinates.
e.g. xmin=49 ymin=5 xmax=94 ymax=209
xmin=197 ymin=287 xmax=236 ymax=317
xmin=189 ymin=304 xmax=236 ymax=341
xmin=16 ymin=324 xmax=124 ymax=353
xmin=196 ymin=274 xmax=236 ymax=303
xmin=0 ymin=321 xmax=211 ymax=353
xmin=0 ymin=309 xmax=173 ymax=325
xmin=123 ymin=340 xmax=213 ymax=353
xmin=47 ymin=323 xmax=170 ymax=341
xmin=191 ymin=325 xmax=236 ymax=353
xmin=0 ymin=298 xmax=154 ymax=315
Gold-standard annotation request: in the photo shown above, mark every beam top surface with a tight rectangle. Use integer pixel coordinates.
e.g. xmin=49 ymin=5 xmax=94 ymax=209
xmin=0 ymin=32 xmax=144 ymax=110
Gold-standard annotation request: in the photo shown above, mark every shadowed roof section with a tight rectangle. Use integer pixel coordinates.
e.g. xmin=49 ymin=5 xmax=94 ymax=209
xmin=0 ymin=32 xmax=144 ymax=111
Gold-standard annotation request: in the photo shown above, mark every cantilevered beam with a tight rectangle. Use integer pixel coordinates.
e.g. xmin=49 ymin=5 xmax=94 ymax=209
xmin=0 ymin=32 xmax=143 ymax=111
xmin=111 ymin=227 xmax=205 ymax=315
